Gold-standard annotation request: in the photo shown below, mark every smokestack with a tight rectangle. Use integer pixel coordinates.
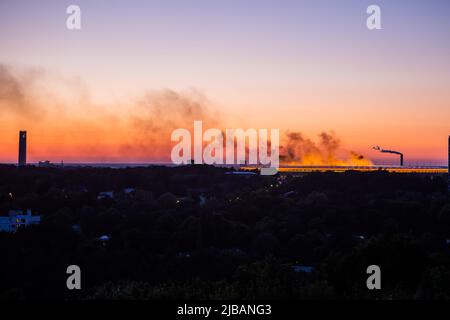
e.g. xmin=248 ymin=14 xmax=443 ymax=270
xmin=373 ymin=146 xmax=404 ymax=166
xmin=18 ymin=131 xmax=27 ymax=167
xmin=448 ymin=136 xmax=450 ymax=192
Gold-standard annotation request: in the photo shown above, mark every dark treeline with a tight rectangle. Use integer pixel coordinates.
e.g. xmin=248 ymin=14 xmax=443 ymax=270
xmin=0 ymin=164 xmax=449 ymax=300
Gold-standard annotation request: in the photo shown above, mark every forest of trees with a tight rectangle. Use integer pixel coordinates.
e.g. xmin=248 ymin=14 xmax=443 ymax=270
xmin=0 ymin=164 xmax=449 ymax=300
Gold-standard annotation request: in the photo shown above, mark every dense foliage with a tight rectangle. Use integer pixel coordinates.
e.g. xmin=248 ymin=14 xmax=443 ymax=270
xmin=0 ymin=164 xmax=449 ymax=300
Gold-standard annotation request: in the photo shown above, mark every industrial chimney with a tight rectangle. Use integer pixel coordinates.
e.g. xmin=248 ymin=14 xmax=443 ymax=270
xmin=448 ymin=135 xmax=450 ymax=192
xmin=18 ymin=131 xmax=27 ymax=167
xmin=373 ymin=146 xmax=404 ymax=166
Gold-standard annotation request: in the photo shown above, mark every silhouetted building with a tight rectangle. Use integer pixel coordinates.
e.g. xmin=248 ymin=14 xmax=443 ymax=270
xmin=38 ymin=160 xmax=62 ymax=168
xmin=38 ymin=160 xmax=51 ymax=167
xmin=18 ymin=131 xmax=27 ymax=167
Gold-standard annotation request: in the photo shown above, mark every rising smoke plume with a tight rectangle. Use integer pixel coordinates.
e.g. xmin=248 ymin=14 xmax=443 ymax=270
xmin=280 ymin=131 xmax=372 ymax=166
xmin=119 ymin=89 xmax=220 ymax=158
xmin=0 ymin=64 xmax=220 ymax=162
xmin=0 ymin=64 xmax=371 ymax=165
xmin=0 ymin=64 xmax=29 ymax=113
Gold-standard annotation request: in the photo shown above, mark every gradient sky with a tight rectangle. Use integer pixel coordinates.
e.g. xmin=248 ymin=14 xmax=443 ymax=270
xmin=0 ymin=0 xmax=449 ymax=164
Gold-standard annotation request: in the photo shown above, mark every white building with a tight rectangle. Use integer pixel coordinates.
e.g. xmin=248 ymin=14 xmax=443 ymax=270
xmin=0 ymin=209 xmax=41 ymax=233
xmin=123 ymin=188 xmax=135 ymax=194
xmin=97 ymin=191 xmax=114 ymax=200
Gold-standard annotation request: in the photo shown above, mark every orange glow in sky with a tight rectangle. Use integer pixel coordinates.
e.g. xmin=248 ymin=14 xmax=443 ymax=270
xmin=0 ymin=1 xmax=449 ymax=165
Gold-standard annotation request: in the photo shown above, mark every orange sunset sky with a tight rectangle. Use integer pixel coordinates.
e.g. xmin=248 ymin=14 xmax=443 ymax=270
xmin=0 ymin=0 xmax=449 ymax=165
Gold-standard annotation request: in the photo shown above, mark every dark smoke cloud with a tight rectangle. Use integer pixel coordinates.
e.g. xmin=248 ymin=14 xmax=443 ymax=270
xmin=0 ymin=64 xmax=48 ymax=119
xmin=0 ymin=64 xmax=26 ymax=110
xmin=119 ymin=89 xmax=221 ymax=157
xmin=133 ymin=89 xmax=218 ymax=135
xmin=0 ymin=64 xmax=222 ymax=161
xmin=1 ymin=64 xmax=371 ymax=164
xmin=280 ymin=131 xmax=372 ymax=165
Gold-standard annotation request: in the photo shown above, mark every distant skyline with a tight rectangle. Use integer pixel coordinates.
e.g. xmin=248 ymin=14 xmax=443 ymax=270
xmin=0 ymin=0 xmax=449 ymax=164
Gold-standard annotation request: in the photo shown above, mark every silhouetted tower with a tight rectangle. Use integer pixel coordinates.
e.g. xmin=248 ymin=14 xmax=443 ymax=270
xmin=18 ymin=131 xmax=27 ymax=167
xmin=448 ymin=135 xmax=450 ymax=192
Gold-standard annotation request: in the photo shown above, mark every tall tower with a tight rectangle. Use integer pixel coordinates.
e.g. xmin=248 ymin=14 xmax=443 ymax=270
xmin=448 ymin=135 xmax=450 ymax=192
xmin=18 ymin=131 xmax=27 ymax=167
